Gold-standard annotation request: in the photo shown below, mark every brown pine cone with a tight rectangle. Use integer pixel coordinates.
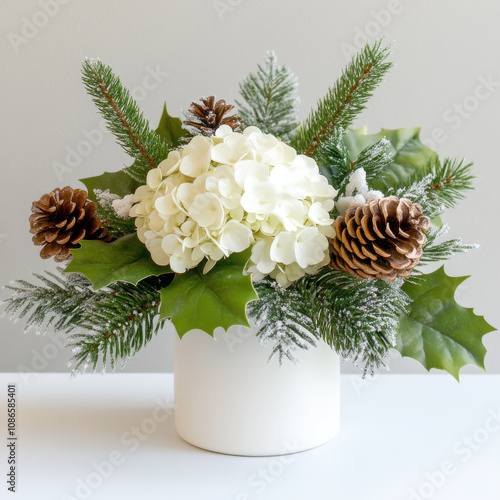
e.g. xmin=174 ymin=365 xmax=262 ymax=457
xmin=329 ymin=196 xmax=430 ymax=281
xmin=29 ymin=186 xmax=112 ymax=262
xmin=184 ymin=96 xmax=241 ymax=136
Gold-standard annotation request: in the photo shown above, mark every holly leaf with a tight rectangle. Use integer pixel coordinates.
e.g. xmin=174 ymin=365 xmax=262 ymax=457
xmin=159 ymin=250 xmax=258 ymax=337
xmin=395 ymin=266 xmax=495 ymax=380
xmin=80 ymin=169 xmax=141 ymax=202
xmin=156 ymin=103 xmax=190 ymax=148
xmin=343 ymin=127 xmax=438 ymax=191
xmin=64 ymin=233 xmax=169 ymax=289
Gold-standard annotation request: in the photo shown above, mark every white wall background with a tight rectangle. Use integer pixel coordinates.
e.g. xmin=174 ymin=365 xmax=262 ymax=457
xmin=0 ymin=0 xmax=498 ymax=375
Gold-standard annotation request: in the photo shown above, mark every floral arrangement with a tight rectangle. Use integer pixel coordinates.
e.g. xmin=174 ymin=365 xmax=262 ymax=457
xmin=3 ymin=41 xmax=495 ymax=378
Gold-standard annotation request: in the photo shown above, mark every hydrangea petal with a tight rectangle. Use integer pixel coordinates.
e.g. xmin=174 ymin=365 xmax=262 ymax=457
xmin=188 ymin=192 xmax=225 ymax=228
xmin=294 ymin=227 xmax=329 ymax=268
xmin=179 ymin=136 xmax=212 ymax=178
xmin=270 ymin=232 xmax=295 ymax=265
xmin=146 ymin=168 xmax=162 ymax=189
xmin=159 ymin=150 xmax=181 ymax=176
xmin=219 ymin=220 xmax=253 ymax=253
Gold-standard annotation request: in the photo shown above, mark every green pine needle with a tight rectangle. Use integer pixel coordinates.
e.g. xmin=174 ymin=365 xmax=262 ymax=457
xmin=315 ymin=128 xmax=353 ymax=189
xmin=425 ymin=157 xmax=475 ymax=211
xmin=395 ymin=157 xmax=475 ymax=217
xmin=299 ymin=269 xmax=409 ymax=375
xmin=291 ymin=40 xmax=392 ymax=157
xmin=81 ymin=58 xmax=169 ymax=183
xmin=352 ymin=137 xmax=394 ymax=183
xmin=248 ymin=278 xmax=318 ymax=364
xmin=420 ymin=224 xmax=478 ymax=264
xmin=236 ymin=51 xmax=299 ymax=138
xmin=318 ymin=130 xmax=394 ymax=195
xmin=2 ymin=270 xmax=170 ymax=374
xmin=67 ymin=278 xmax=166 ymax=373
xmin=248 ymin=268 xmax=409 ymax=375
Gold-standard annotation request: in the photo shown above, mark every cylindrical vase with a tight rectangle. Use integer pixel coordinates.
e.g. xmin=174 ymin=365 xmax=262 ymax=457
xmin=174 ymin=324 xmax=340 ymax=456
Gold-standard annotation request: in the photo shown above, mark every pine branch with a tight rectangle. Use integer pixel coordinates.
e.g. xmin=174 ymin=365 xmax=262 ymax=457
xmin=2 ymin=270 xmax=97 ymax=335
xmin=67 ymin=279 xmax=166 ymax=373
xmin=248 ymin=278 xmax=318 ymax=364
xmin=299 ymin=269 xmax=409 ymax=375
xmin=2 ymin=270 xmax=171 ymax=373
xmin=316 ymin=128 xmax=353 ymax=189
xmin=247 ymin=268 xmax=409 ymax=374
xmin=81 ymin=58 xmax=169 ymax=183
xmin=291 ymin=40 xmax=392 ymax=157
xmin=236 ymin=51 xmax=299 ymax=138
xmin=352 ymin=137 xmax=394 ymax=183
xmin=421 ymin=238 xmax=477 ymax=263
xmin=420 ymin=224 xmax=477 ymax=264
xmin=426 ymin=157 xmax=474 ymax=209
xmin=317 ymin=130 xmax=393 ymax=197
xmin=394 ymin=157 xmax=475 ymax=217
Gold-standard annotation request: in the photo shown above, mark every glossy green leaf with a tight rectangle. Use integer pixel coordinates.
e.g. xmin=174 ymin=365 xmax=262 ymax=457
xmin=343 ymin=127 xmax=438 ymax=191
xmin=159 ymin=250 xmax=258 ymax=337
xmin=65 ymin=234 xmax=169 ymax=290
xmin=81 ymin=169 xmax=141 ymax=202
xmin=156 ymin=103 xmax=189 ymax=148
xmin=395 ymin=266 xmax=495 ymax=380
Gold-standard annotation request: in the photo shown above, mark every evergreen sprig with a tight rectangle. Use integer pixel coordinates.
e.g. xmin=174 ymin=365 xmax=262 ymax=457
xmin=81 ymin=58 xmax=169 ymax=183
xmin=248 ymin=279 xmax=318 ymax=364
xmin=2 ymin=271 xmax=97 ymax=335
xmin=301 ymin=269 xmax=410 ymax=374
xmin=291 ymin=40 xmax=392 ymax=157
xmin=236 ymin=51 xmax=299 ymax=138
xmin=317 ymin=130 xmax=394 ymax=202
xmin=425 ymin=157 xmax=475 ymax=211
xmin=395 ymin=157 xmax=475 ymax=217
xmin=93 ymin=189 xmax=137 ymax=239
xmin=67 ymin=278 xmax=166 ymax=373
xmin=315 ymin=128 xmax=353 ymax=189
xmin=248 ymin=268 xmax=409 ymax=374
xmin=352 ymin=138 xmax=394 ymax=183
xmin=420 ymin=224 xmax=477 ymax=264
xmin=2 ymin=270 xmax=169 ymax=373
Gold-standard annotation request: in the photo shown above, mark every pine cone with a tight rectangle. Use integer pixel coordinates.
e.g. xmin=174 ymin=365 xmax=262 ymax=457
xmin=29 ymin=186 xmax=112 ymax=262
xmin=184 ymin=96 xmax=241 ymax=136
xmin=329 ymin=196 xmax=430 ymax=281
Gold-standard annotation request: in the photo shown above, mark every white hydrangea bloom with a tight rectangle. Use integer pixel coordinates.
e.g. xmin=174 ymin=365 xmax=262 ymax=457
xmin=335 ymin=168 xmax=384 ymax=215
xmin=130 ymin=125 xmax=337 ymax=285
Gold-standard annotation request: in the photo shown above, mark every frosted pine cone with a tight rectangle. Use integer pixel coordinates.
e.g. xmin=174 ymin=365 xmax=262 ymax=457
xmin=329 ymin=196 xmax=430 ymax=281
xmin=184 ymin=96 xmax=240 ymax=136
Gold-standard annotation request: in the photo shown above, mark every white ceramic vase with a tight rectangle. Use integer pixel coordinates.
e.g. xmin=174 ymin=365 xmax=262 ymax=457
xmin=174 ymin=324 xmax=340 ymax=456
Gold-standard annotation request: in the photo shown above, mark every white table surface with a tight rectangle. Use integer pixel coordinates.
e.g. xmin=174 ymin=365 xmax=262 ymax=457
xmin=0 ymin=373 xmax=498 ymax=500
